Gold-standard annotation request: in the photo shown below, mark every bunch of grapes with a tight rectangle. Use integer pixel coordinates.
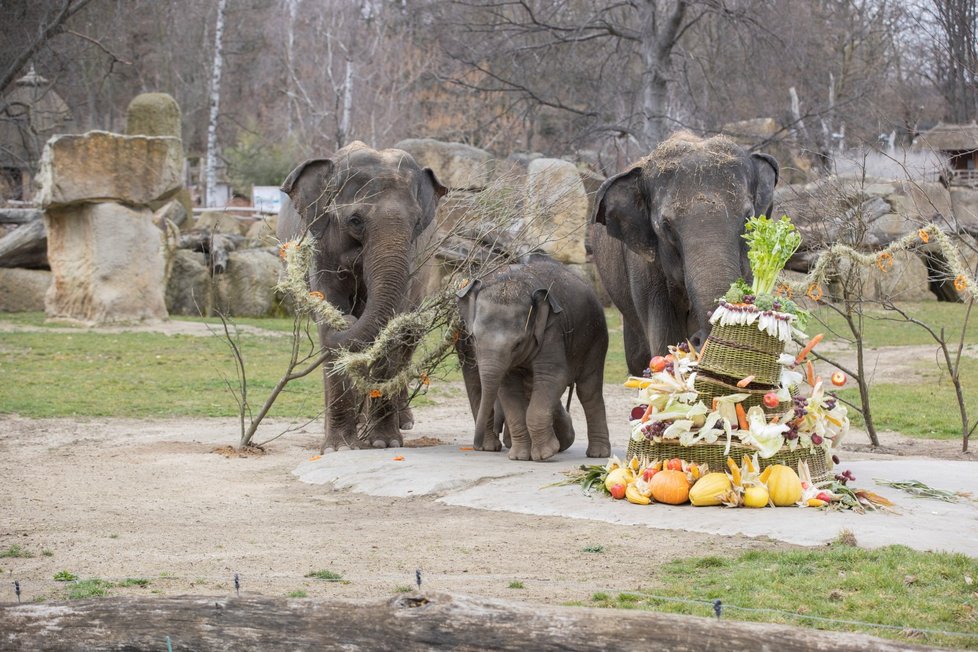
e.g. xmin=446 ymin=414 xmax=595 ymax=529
xmin=677 ymin=341 xmax=690 ymax=353
xmin=642 ymin=420 xmax=667 ymax=440
xmin=743 ymin=294 xmax=756 ymax=304
xmin=784 ymin=426 xmax=799 ymax=440
xmin=772 ymin=299 xmax=782 ymax=311
xmin=834 ymin=469 xmax=856 ymax=485
xmin=791 ymin=395 xmax=807 ymax=420
xmin=663 ymin=362 xmax=675 ymax=374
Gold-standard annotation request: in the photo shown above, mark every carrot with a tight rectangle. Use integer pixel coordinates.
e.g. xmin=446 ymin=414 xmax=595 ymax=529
xmin=795 ymin=333 xmax=824 ymax=364
xmin=735 ymin=403 xmax=749 ymax=430
xmin=736 ymin=375 xmax=755 ymax=388
xmin=712 ymin=397 xmax=719 ymax=412
xmin=806 ymin=360 xmax=816 ymax=386
xmin=640 ymin=403 xmax=657 ymax=423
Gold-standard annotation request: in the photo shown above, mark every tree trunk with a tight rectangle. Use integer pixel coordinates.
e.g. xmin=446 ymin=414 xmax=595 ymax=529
xmin=638 ymin=0 xmax=687 ymax=149
xmin=0 ymin=592 xmax=937 ymax=651
xmin=0 ymin=218 xmax=47 ymax=268
xmin=338 ymin=57 xmax=353 ymax=148
xmin=204 ymin=0 xmax=228 ymax=208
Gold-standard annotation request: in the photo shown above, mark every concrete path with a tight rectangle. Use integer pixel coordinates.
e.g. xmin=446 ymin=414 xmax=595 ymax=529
xmin=294 ymin=443 xmax=978 ymax=556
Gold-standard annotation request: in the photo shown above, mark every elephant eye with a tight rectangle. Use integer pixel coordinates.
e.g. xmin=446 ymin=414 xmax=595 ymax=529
xmin=347 ymin=214 xmax=364 ymax=229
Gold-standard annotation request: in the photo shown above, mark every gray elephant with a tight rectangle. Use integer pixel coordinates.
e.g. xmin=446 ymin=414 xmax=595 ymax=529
xmin=587 ymin=132 xmax=778 ymax=375
xmin=279 ymin=141 xmax=445 ymax=452
xmin=456 ymin=257 xmax=611 ymax=461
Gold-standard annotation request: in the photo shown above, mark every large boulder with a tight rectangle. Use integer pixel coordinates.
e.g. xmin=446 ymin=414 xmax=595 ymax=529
xmin=245 ymin=215 xmax=278 ymax=247
xmin=524 ymin=158 xmax=589 ymax=264
xmin=0 ymin=268 xmax=50 ymax=312
xmin=165 ymin=249 xmax=211 ymax=316
xmin=194 ymin=211 xmax=249 ymax=236
xmin=153 ymin=198 xmax=190 ymax=229
xmin=36 ymin=131 xmax=183 ymax=208
xmin=394 ymin=138 xmax=494 ymax=189
xmin=44 ymin=202 xmax=167 ymax=322
xmin=125 ymin=93 xmax=182 ymax=139
xmin=213 ymin=249 xmax=283 ymax=317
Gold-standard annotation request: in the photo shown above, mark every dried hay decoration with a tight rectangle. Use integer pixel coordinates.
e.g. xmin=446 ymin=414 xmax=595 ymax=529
xmin=642 ymin=131 xmax=742 ymax=174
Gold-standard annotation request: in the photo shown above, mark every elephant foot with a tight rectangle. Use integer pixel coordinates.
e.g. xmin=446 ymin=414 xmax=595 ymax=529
xmin=477 ymin=436 xmax=503 ymax=452
xmin=508 ymin=441 xmax=531 ymax=461
xmin=398 ymin=407 xmax=415 ymax=431
xmin=586 ymin=439 xmax=612 ymax=458
xmin=321 ymin=432 xmax=359 ymax=453
xmin=366 ymin=417 xmax=403 ymax=449
xmin=531 ymin=435 xmax=561 ymax=462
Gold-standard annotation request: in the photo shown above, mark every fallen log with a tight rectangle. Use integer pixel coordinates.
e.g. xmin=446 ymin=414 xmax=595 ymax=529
xmin=0 ymin=218 xmax=47 ymax=268
xmin=0 ymin=591 xmax=940 ymax=651
xmin=0 ymin=208 xmax=42 ymax=224
xmin=177 ymin=230 xmax=244 ymax=274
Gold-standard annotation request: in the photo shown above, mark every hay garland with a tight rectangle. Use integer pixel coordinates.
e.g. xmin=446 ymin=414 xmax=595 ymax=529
xmin=780 ymin=223 xmax=976 ymax=301
xmin=277 ymin=238 xmax=461 ymax=397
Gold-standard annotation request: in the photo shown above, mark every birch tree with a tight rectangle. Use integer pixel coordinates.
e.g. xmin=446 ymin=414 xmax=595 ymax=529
xmin=205 ymin=0 xmax=229 ymax=208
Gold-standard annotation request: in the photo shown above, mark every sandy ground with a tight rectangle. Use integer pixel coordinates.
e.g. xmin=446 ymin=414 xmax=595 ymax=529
xmin=0 ymin=318 xmax=973 ymax=605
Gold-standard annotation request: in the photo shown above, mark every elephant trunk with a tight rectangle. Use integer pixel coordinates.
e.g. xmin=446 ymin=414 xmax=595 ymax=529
xmin=473 ymin=361 xmax=505 ymax=448
xmin=323 ymin=242 xmax=411 ymax=352
xmin=684 ymin=240 xmax=743 ymax=347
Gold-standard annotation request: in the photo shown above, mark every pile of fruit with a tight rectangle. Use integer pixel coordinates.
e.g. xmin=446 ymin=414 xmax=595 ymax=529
xmin=567 ymin=454 xmax=892 ymax=512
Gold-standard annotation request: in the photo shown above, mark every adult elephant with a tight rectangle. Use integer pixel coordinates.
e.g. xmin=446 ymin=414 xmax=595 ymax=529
xmin=588 ymin=132 xmax=778 ymax=375
xmin=279 ymin=141 xmax=446 ymax=452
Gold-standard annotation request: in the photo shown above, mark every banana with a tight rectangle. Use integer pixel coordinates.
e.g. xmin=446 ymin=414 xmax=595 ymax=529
xmin=626 ymin=484 xmax=652 ymax=505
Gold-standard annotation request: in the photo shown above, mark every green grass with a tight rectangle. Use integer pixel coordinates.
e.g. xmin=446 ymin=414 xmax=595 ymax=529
xmin=507 ymin=581 xmax=525 ymax=589
xmin=305 ymin=569 xmax=343 ymax=581
xmin=587 ymin=545 xmax=978 ymax=649
xmin=811 ymin=302 xmax=978 ymax=348
xmin=582 ymin=545 xmax=605 ymax=554
xmin=0 ymin=544 xmax=34 ymax=558
xmin=287 ymin=589 xmax=308 ymax=598
xmin=839 ymin=359 xmax=978 ymax=439
xmin=393 ymin=585 xmax=413 ymax=593
xmin=66 ymin=579 xmax=112 ymax=600
xmin=53 ymin=570 xmax=78 ymax=582
xmin=117 ymin=578 xmax=151 ymax=588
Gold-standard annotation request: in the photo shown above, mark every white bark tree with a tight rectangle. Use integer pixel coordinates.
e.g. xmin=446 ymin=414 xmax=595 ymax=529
xmin=205 ymin=0 xmax=229 ymax=208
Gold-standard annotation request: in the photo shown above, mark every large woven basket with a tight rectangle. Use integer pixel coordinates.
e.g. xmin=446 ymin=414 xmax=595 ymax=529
xmin=699 ymin=322 xmax=785 ymax=386
xmin=693 ymin=373 xmax=790 ymax=417
xmin=626 ymin=438 xmax=830 ymax=482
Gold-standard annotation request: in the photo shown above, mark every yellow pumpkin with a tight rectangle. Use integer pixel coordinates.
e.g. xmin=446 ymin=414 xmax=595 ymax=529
xmin=743 ymin=485 xmax=770 ymax=508
xmin=650 ymin=470 xmax=690 ymax=505
xmin=604 ymin=467 xmax=631 ymax=493
xmin=688 ymin=473 xmax=732 ymax=506
xmin=764 ymin=464 xmax=803 ymax=506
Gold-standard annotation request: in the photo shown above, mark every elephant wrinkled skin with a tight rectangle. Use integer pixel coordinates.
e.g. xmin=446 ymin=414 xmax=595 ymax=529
xmin=279 ymin=141 xmax=446 ymax=452
xmin=587 ymin=132 xmax=779 ymax=375
xmin=456 ymin=257 xmax=611 ymax=461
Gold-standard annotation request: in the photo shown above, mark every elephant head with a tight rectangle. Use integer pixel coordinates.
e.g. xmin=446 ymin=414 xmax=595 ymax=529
xmin=456 ymin=275 xmax=563 ymax=450
xmin=280 ymin=141 xmax=446 ymax=350
xmin=592 ymin=133 xmax=778 ymax=347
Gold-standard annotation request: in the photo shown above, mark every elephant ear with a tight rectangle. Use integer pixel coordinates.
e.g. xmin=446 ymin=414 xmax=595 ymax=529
xmin=529 ymin=287 xmax=562 ymax=346
xmin=750 ymin=152 xmax=779 ymax=219
xmin=455 ymin=279 xmax=482 ymax=329
xmin=280 ymin=158 xmax=336 ymax=235
xmin=591 ymin=166 xmax=656 ymax=263
xmin=414 ymin=167 xmax=447 ymax=241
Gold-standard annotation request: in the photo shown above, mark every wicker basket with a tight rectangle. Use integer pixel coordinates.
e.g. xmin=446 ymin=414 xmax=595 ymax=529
xmin=693 ymin=373 xmax=790 ymax=417
xmin=699 ymin=321 xmax=786 ymax=386
xmin=626 ymin=438 xmax=830 ymax=482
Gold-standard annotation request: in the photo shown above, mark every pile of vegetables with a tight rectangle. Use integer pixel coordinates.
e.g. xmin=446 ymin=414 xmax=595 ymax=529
xmin=564 ymin=455 xmax=893 ymax=512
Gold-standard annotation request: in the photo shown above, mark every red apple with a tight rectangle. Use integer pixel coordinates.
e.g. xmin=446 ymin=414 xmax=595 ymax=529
xmin=763 ymin=392 xmax=780 ymax=408
xmin=649 ymin=356 xmax=667 ymax=372
xmin=610 ymin=483 xmax=627 ymax=500
xmin=642 ymin=468 xmax=659 ymax=482
xmin=831 ymin=371 xmax=847 ymax=386
xmin=665 ymin=458 xmax=683 ymax=471
xmin=630 ymin=405 xmax=648 ymax=420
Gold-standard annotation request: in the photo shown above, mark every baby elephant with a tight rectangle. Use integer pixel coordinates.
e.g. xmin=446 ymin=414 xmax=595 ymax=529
xmin=456 ymin=258 xmax=611 ymax=461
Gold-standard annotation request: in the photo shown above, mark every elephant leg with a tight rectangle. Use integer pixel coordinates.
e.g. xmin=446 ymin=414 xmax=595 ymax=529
xmin=366 ymin=393 xmax=404 ymax=449
xmin=499 ymin=374 xmax=531 ymax=460
xmin=554 ymin=394 xmax=576 ymax=452
xmin=397 ymin=387 xmax=415 ymax=431
xmin=321 ymin=364 xmax=362 ymax=453
xmin=623 ymin=318 xmax=652 ymax=377
xmin=525 ymin=370 xmax=566 ymax=462
xmin=495 ymin=401 xmax=509 ymax=449
xmin=575 ymin=368 xmax=611 ymax=458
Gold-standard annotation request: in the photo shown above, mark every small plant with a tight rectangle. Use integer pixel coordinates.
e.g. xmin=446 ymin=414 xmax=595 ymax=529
xmin=108 ymin=534 xmax=119 ymax=539
xmin=117 ymin=578 xmax=150 ymax=588
xmin=507 ymin=581 xmax=525 ymax=589
xmin=393 ymin=585 xmax=413 ymax=593
xmin=592 ymin=592 xmax=610 ymax=602
xmin=835 ymin=529 xmax=858 ymax=547
xmin=287 ymin=589 xmax=308 ymax=598
xmin=67 ymin=579 xmax=111 ymax=600
xmin=41 ymin=550 xmax=53 ymax=557
xmin=582 ymin=545 xmax=605 ymax=554
xmin=305 ymin=569 xmax=343 ymax=581
xmin=0 ymin=545 xmax=34 ymax=558
xmin=53 ymin=570 xmax=78 ymax=582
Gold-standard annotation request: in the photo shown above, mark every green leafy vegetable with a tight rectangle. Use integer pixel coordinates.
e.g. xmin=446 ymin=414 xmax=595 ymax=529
xmin=743 ymin=215 xmax=802 ymax=295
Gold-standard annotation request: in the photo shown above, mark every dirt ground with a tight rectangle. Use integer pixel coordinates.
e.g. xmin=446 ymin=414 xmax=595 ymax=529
xmin=0 ymin=319 xmax=973 ymax=606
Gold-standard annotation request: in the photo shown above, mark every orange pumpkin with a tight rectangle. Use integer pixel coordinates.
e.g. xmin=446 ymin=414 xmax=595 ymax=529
xmin=650 ymin=470 xmax=690 ymax=505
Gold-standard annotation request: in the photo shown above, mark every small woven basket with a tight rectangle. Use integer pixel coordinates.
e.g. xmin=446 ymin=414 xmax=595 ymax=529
xmin=693 ymin=373 xmax=790 ymax=417
xmin=626 ymin=438 xmax=830 ymax=482
xmin=699 ymin=322 xmax=786 ymax=386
